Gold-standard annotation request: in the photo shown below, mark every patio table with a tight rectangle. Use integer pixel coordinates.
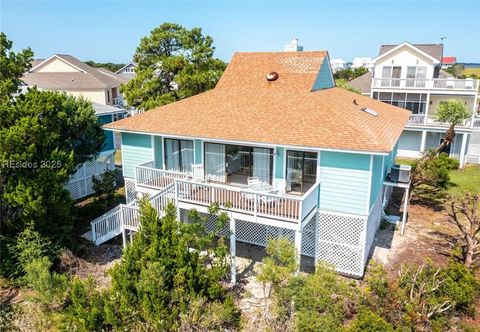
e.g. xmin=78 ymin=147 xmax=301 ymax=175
xmin=249 ymin=183 xmax=274 ymax=193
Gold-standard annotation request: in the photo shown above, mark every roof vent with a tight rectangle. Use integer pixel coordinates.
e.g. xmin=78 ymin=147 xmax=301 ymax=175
xmin=266 ymin=71 xmax=279 ymax=81
xmin=361 ymin=107 xmax=378 ymax=117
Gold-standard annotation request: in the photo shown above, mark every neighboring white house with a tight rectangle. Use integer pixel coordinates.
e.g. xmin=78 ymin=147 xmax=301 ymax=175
xmin=350 ymin=42 xmax=479 ymax=166
xmin=23 ymin=54 xmax=129 ymax=106
xmin=330 ymin=58 xmax=348 ymax=72
xmin=116 ymin=61 xmax=137 ymax=77
xmin=284 ymin=38 xmax=303 ymax=52
xmin=21 ymin=54 xmax=129 ymax=199
xmin=351 ymin=57 xmax=373 ymax=70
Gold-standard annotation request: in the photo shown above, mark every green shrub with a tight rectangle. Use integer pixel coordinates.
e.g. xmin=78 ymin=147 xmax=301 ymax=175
xmin=439 ymin=261 xmax=480 ymax=313
xmin=346 ymin=307 xmax=394 ymax=332
xmin=92 ymin=169 xmax=117 ymax=210
xmin=276 ymin=264 xmax=357 ymax=331
xmin=23 ymin=257 xmax=68 ymax=307
xmin=257 ymin=237 xmax=298 ymax=297
xmin=4 ymin=224 xmax=55 ymax=278
xmin=179 ymin=295 xmax=240 ymax=331
xmin=411 ymin=152 xmax=459 ymax=202
xmin=64 ymin=200 xmax=237 ymax=331
xmin=63 ymin=277 xmax=107 ymax=332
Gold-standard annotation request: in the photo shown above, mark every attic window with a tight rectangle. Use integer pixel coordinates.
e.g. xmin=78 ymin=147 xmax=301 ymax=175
xmin=266 ymin=71 xmax=279 ymax=81
xmin=361 ymin=107 xmax=378 ymax=117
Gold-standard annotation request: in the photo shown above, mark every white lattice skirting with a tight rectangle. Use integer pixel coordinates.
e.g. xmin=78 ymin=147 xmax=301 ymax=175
xmin=65 ymin=151 xmax=115 ymax=200
xmin=317 ymin=191 xmax=383 ymax=277
xmin=178 ymin=191 xmax=383 ymax=278
xmin=180 ymin=209 xmax=317 ymax=258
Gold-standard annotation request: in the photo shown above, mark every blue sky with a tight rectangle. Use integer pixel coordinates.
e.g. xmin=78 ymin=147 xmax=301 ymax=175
xmin=1 ymin=1 xmax=479 ymax=63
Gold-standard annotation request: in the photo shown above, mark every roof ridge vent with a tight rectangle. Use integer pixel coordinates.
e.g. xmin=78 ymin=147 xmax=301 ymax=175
xmin=361 ymin=107 xmax=378 ymax=117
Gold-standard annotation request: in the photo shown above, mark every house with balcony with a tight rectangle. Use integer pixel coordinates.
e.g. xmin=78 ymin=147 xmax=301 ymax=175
xmin=350 ymin=42 xmax=480 ymax=166
xmin=91 ymin=51 xmax=409 ymax=279
xmin=22 ymin=54 xmax=129 ymax=199
xmin=116 ymin=61 xmax=136 ymax=77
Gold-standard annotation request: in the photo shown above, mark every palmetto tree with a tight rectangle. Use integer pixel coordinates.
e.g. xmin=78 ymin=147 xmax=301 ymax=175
xmin=435 ymin=99 xmax=471 ymax=154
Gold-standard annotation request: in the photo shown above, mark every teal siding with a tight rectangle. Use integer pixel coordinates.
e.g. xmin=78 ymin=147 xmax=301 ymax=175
xmin=319 ymin=151 xmax=370 ymax=215
xmin=274 ymin=147 xmax=285 ymax=180
xmin=154 ymin=136 xmax=163 ymax=169
xmin=98 ymin=115 xmax=114 ymax=152
xmin=194 ymin=140 xmax=202 ymax=164
xmin=312 ymin=56 xmax=335 ymax=91
xmin=320 ymin=151 xmax=370 ymax=171
xmin=370 ymin=155 xmax=384 ymax=209
xmin=121 ymin=133 xmax=152 ymax=178
xmin=384 ymin=141 xmax=398 ymax=178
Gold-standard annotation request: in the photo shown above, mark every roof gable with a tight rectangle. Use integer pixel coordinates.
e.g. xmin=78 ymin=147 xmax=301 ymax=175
xmin=23 ymin=54 xmax=128 ymax=90
xmin=116 ymin=62 xmax=137 ymax=74
xmin=375 ymin=42 xmax=441 ymax=63
xmin=32 ymin=55 xmax=85 ymax=73
xmin=312 ymin=54 xmax=335 ymax=91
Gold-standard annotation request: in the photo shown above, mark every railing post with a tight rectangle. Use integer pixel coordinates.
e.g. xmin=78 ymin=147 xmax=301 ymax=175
xmin=119 ymin=205 xmax=124 ymax=230
xmin=122 ymin=224 xmax=126 ymax=248
xmin=253 ymin=193 xmax=257 ymax=221
xmin=174 ymin=180 xmax=180 ymax=219
xmin=91 ymin=223 xmax=96 ymax=245
xmin=295 ymin=229 xmax=302 ymax=273
xmin=298 ymin=201 xmax=303 ymax=223
xmin=230 ymin=218 xmax=236 ymax=286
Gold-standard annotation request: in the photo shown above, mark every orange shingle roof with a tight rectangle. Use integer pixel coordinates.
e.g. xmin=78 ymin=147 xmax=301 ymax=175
xmin=106 ymin=51 xmax=410 ymax=154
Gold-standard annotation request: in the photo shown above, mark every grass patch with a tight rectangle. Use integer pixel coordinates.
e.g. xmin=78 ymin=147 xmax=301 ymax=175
xmin=395 ymin=158 xmax=415 ymax=166
xmin=463 ymin=67 xmax=480 ymax=77
xmin=115 ymin=149 xmax=122 ymax=166
xmin=448 ymin=164 xmax=480 ymax=196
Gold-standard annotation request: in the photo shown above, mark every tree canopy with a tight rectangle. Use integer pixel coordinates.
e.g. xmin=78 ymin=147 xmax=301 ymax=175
xmin=65 ymin=200 xmax=239 ymax=331
xmin=0 ymin=33 xmax=105 ymax=274
xmin=121 ymin=23 xmax=226 ymax=110
xmin=435 ymin=99 xmax=471 ymax=153
xmin=0 ymin=32 xmax=33 ymax=101
xmin=84 ymin=61 xmax=126 ymax=73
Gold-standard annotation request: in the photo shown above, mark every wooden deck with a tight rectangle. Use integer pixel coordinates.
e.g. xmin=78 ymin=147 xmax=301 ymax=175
xmin=178 ymin=186 xmax=301 ymax=220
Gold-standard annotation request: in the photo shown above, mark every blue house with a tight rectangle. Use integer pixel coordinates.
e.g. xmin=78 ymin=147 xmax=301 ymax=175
xmin=65 ymin=103 xmax=124 ymax=199
xmin=94 ymin=51 xmax=409 ymax=279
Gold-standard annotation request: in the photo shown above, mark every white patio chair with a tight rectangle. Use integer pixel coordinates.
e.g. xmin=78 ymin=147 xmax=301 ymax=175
xmin=247 ymin=176 xmax=260 ymax=187
xmin=446 ymin=79 xmax=455 ymax=89
xmin=190 ymin=164 xmax=205 ymax=183
xmin=272 ymin=182 xmax=286 ymax=196
xmin=465 ymin=78 xmax=474 ymax=90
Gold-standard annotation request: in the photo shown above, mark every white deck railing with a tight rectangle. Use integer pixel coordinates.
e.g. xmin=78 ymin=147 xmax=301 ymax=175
xmin=407 ymin=114 xmax=426 ymax=125
xmin=175 ymin=179 xmax=320 ymax=224
xmin=135 ymin=161 xmax=189 ymax=189
xmin=92 ymin=161 xmax=321 ymax=245
xmin=90 ymin=183 xmax=175 ymax=245
xmin=372 ymin=78 xmax=478 ymax=91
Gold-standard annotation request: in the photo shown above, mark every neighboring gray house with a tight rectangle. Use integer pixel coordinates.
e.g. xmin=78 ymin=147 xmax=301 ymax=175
xmin=116 ymin=61 xmax=137 ymax=77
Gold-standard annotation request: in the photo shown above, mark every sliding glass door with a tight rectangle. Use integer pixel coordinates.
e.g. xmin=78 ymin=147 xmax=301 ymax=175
xmin=252 ymin=147 xmax=271 ymax=183
xmin=286 ymin=151 xmax=318 ymax=194
xmin=205 ymin=143 xmax=273 ymax=184
xmin=164 ymin=138 xmax=193 ymax=172
xmin=205 ymin=143 xmax=226 ymax=182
